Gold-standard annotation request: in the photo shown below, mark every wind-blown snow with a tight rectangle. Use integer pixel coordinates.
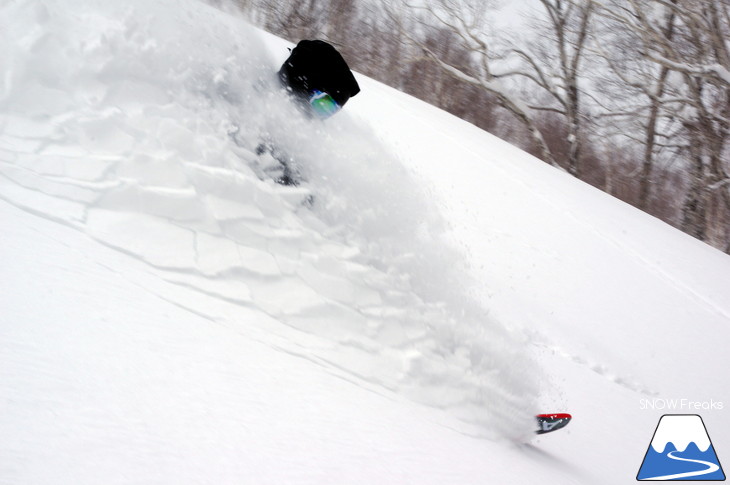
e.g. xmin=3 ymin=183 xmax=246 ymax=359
xmin=1 ymin=0 xmax=537 ymax=441
xmin=2 ymin=0 xmax=730 ymax=483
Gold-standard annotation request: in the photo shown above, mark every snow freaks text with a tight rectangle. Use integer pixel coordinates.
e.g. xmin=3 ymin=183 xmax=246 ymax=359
xmin=640 ymin=399 xmax=724 ymax=411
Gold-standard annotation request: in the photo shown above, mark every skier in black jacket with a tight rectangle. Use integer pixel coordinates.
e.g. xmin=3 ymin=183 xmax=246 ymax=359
xmin=256 ymin=40 xmax=360 ymax=186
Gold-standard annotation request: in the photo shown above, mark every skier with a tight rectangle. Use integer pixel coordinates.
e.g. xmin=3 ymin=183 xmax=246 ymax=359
xmin=257 ymin=39 xmax=360 ymax=185
xmin=259 ymin=42 xmax=574 ymax=438
xmin=278 ymin=39 xmax=360 ymax=120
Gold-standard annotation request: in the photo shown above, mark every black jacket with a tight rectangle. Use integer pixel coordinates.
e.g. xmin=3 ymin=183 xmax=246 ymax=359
xmin=278 ymin=40 xmax=360 ymax=108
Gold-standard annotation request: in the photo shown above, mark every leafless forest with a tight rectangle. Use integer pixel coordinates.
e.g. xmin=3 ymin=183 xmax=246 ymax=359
xmin=231 ymin=0 xmax=730 ymax=254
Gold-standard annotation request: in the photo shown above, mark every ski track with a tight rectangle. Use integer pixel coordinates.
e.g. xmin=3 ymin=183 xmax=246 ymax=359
xmin=360 ymin=77 xmax=667 ymax=397
xmin=437 ymin=115 xmax=730 ymax=324
xmin=531 ymin=341 xmax=658 ymax=397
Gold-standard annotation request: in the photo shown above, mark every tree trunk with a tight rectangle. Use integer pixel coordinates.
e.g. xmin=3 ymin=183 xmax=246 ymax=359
xmin=681 ymin=142 xmax=709 ymax=241
xmin=566 ymin=83 xmax=581 ymax=177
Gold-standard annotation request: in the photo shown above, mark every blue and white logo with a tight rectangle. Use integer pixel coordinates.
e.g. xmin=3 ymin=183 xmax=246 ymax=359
xmin=637 ymin=414 xmax=725 ymax=481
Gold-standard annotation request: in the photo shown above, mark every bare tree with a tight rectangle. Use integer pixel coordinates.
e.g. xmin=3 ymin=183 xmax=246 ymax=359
xmin=597 ymin=0 xmax=730 ymax=245
xmin=385 ymin=0 xmax=560 ymax=167
xmin=508 ymin=0 xmax=595 ymax=176
xmin=592 ymin=1 xmax=680 ymax=211
xmin=388 ymin=0 xmax=599 ymax=176
xmin=241 ymin=0 xmax=330 ymax=40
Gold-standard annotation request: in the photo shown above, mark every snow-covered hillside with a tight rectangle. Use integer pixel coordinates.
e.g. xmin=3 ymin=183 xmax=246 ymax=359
xmin=2 ymin=0 xmax=729 ymax=484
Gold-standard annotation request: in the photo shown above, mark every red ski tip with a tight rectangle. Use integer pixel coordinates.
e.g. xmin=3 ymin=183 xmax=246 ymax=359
xmin=535 ymin=413 xmax=572 ymax=435
xmin=536 ymin=413 xmax=572 ymax=420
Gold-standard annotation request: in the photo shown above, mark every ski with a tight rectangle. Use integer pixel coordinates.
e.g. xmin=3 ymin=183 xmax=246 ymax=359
xmin=536 ymin=413 xmax=572 ymax=435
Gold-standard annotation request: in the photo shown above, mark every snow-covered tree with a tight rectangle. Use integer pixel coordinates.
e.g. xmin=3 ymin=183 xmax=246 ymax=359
xmin=387 ymin=0 xmax=597 ymax=175
xmin=384 ymin=0 xmax=560 ymax=167
xmin=596 ymin=0 xmax=730 ymax=244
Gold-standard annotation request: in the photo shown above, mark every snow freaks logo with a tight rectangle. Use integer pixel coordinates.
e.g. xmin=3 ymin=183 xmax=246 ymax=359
xmin=640 ymin=398 xmax=724 ymax=411
xmin=637 ymin=415 xmax=726 ymax=481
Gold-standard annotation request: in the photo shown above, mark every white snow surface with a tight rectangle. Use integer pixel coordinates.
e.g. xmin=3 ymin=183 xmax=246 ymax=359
xmin=1 ymin=0 xmax=729 ymax=484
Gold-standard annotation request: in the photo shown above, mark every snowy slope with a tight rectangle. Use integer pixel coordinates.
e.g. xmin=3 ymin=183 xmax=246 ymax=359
xmin=352 ymin=71 xmax=730 ymax=481
xmin=2 ymin=202 xmax=561 ymax=485
xmin=2 ymin=0 xmax=730 ymax=484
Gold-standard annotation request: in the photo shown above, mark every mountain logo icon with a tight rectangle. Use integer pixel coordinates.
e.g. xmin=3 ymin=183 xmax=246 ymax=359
xmin=637 ymin=414 xmax=725 ymax=481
